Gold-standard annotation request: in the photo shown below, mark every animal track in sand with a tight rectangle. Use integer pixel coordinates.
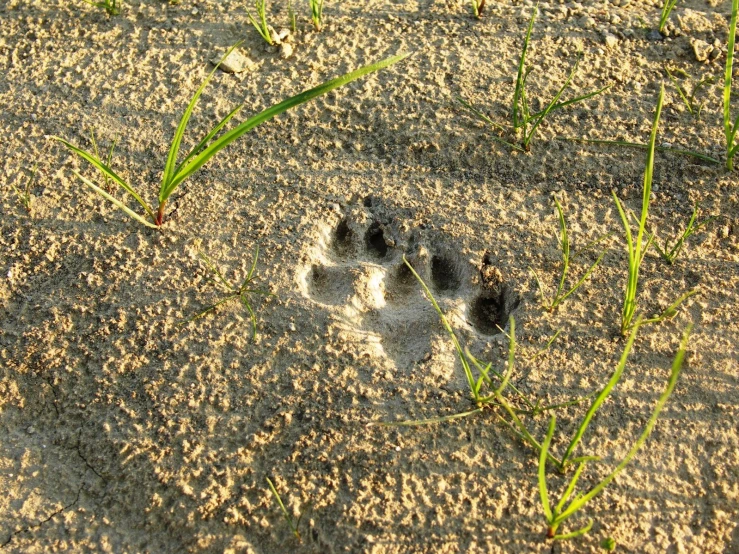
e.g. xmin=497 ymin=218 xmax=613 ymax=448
xmin=298 ymin=213 xmax=520 ymax=369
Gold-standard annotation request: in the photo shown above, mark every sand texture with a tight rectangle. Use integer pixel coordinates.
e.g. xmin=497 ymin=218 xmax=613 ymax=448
xmin=1 ymin=0 xmax=738 ymax=551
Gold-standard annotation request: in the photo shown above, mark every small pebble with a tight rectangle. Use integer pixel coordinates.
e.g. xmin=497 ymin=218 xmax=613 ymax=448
xmin=288 ymin=322 xmax=296 ymax=332
xmin=280 ymin=42 xmax=294 ymax=59
xmin=604 ymin=34 xmax=619 ymax=48
xmin=692 ymin=39 xmax=713 ymax=62
xmin=211 ymin=49 xmax=252 ymax=73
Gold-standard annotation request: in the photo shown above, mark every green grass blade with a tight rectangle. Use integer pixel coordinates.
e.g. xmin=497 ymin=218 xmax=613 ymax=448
xmin=403 ymin=255 xmax=477 ymax=398
xmin=455 ymin=97 xmax=508 ymax=133
xmin=552 ymin=519 xmax=593 ymax=540
xmin=53 ymin=136 xmax=155 ymax=220
xmin=266 ymin=477 xmax=300 ymax=539
xmin=180 ymin=295 xmax=236 ymax=325
xmin=527 ymin=85 xmax=612 ymax=120
xmin=162 ymin=52 xmax=410 ymax=201
xmin=554 ymin=197 xmax=569 ymax=300
xmin=367 ymin=408 xmax=484 ymax=427
xmin=560 ymin=318 xmax=641 ymax=466
xmin=513 ymin=6 xmax=537 ymax=129
xmin=240 ymin=294 xmax=258 ymax=339
xmin=196 ymin=250 xmax=233 ymax=290
xmin=529 ymin=328 xmax=562 ymax=362
xmin=494 ymin=317 xmax=516 ymax=397
xmin=665 ymin=67 xmax=693 ymax=116
xmin=530 ymin=268 xmax=551 ymax=310
xmin=245 ymin=244 xmax=260 ymax=282
xmin=552 ymin=251 xmax=605 ymax=309
xmin=636 ymin=85 xmax=664 ymax=263
xmin=557 ymin=137 xmax=720 ymax=164
xmin=160 ymin=42 xmax=242 ymax=202
xmin=612 ymin=192 xmax=637 ymax=330
xmin=466 ymin=348 xmax=536 ymax=410
xmin=533 ymin=391 xmax=598 ymax=414
xmin=637 ymin=288 xmax=698 ymax=327
xmin=524 ymin=56 xmax=581 ymax=147
xmin=555 ymin=461 xmax=588 ymax=514
xmin=72 ymin=170 xmax=158 ymax=228
xmin=538 ymin=415 xmax=556 ymax=523
xmin=175 ymin=105 xmax=244 ymax=176
xmin=725 ymin=0 xmax=738 ymax=170
xmin=556 ymin=325 xmax=691 ymax=523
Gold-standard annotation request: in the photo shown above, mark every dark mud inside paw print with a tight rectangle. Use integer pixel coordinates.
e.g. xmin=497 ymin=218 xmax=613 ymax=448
xmin=300 ymin=215 xmax=520 ymax=369
xmin=430 ymin=253 xmax=462 ymax=293
xmin=470 ymin=292 xmax=512 ymax=335
xmin=364 ymin=222 xmax=391 ymax=259
xmin=332 ymin=218 xmax=355 ymax=258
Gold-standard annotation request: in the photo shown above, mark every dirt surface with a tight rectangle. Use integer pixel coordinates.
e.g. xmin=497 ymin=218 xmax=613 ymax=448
xmin=1 ymin=0 xmax=738 ymax=552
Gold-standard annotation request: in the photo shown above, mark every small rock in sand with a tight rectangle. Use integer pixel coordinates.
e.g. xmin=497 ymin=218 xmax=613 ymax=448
xmin=280 ymin=43 xmax=294 ymax=59
xmin=692 ymin=40 xmax=713 ymax=62
xmin=604 ymin=34 xmax=619 ymax=49
xmin=211 ymin=49 xmax=252 ymax=73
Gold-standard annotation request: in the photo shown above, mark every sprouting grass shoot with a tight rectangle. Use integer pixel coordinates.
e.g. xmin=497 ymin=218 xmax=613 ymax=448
xmin=652 ymin=203 xmax=716 ymax=265
xmin=471 ymin=0 xmax=486 ymax=18
xmin=457 ymin=5 xmax=610 ymax=152
xmin=83 ymin=0 xmax=121 ymax=15
xmin=659 ymin=0 xmax=678 ymax=34
xmin=530 ymin=197 xmax=605 ymax=312
xmin=11 ymin=164 xmax=37 ymax=213
xmin=288 ymin=0 xmax=296 ymax=33
xmin=247 ymin=0 xmax=274 ymax=45
xmin=53 ymin=45 xmax=408 ymax=228
xmin=665 ymin=66 xmax=714 ymax=119
xmin=612 ymin=84 xmax=697 ymax=334
xmin=309 ymin=0 xmax=324 ymax=31
xmin=724 ymin=0 xmax=739 ymax=170
xmin=266 ymin=477 xmax=303 ymax=541
xmin=538 ymin=322 xmax=691 ymax=539
xmin=181 ymin=246 xmax=272 ymax=337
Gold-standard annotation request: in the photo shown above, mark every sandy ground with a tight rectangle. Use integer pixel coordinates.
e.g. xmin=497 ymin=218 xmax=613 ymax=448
xmin=1 ymin=0 xmax=738 ymax=552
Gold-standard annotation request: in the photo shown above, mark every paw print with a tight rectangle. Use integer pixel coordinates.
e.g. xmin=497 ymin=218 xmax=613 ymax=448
xmin=298 ymin=209 xmax=520 ymax=369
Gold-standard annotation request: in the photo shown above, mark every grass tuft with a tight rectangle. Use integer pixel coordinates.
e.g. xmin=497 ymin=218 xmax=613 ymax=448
xmin=181 ymin=246 xmax=273 ymax=338
xmin=247 ymin=0 xmax=274 ymax=45
xmin=665 ymin=66 xmax=714 ymax=119
xmin=611 ymin=84 xmax=695 ymax=334
xmin=53 ymin=46 xmax=409 ymax=229
xmin=11 ymin=164 xmax=37 ymax=213
xmin=458 ymin=5 xmax=609 ymax=151
xmin=530 ymin=197 xmax=605 ymax=312
xmin=309 ymin=0 xmax=324 ymax=31
xmin=539 ymin=322 xmax=691 ymax=539
xmin=651 ymin=203 xmax=716 ymax=265
xmin=83 ymin=0 xmax=121 ymax=15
